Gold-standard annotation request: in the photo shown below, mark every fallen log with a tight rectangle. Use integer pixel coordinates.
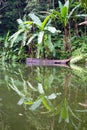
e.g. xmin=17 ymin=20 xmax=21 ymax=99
xmin=26 ymin=58 xmax=70 ymax=66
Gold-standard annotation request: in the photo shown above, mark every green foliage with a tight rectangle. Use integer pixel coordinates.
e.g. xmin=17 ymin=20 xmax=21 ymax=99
xmin=52 ymin=0 xmax=80 ymax=27
xmin=8 ymin=13 xmax=60 ymax=59
xmin=0 ymin=0 xmax=26 ymax=35
xmin=1 ymin=31 xmax=28 ymax=62
xmin=0 ymin=0 xmax=87 ymax=61
xmin=80 ymin=0 xmax=87 ymax=9
xmin=28 ymin=13 xmax=61 ymax=58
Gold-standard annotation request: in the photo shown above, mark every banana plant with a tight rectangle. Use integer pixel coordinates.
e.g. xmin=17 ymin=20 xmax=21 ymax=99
xmin=28 ymin=13 xmax=61 ymax=58
xmin=52 ymin=0 xmax=80 ymax=52
xmin=9 ymin=18 xmax=33 ymax=47
xmin=8 ymin=18 xmax=33 ymax=60
xmin=9 ymin=14 xmax=60 ymax=58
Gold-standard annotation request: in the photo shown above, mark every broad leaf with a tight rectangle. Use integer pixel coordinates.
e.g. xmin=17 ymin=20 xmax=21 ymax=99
xmin=22 ymin=31 xmax=27 ymax=46
xmin=61 ymin=6 xmax=68 ymax=18
xmin=60 ymin=107 xmax=69 ymax=123
xmin=42 ymin=97 xmax=52 ymax=111
xmin=29 ymin=99 xmax=42 ymax=111
xmin=27 ymin=34 xmax=37 ymax=45
xmin=64 ymin=0 xmax=69 ymax=10
xmin=17 ymin=97 xmax=25 ymax=105
xmin=23 ymin=21 xmax=33 ymax=25
xmin=47 ymin=93 xmax=57 ymax=100
xmin=59 ymin=99 xmax=69 ymax=123
xmin=29 ymin=13 xmax=42 ymax=27
xmin=58 ymin=1 xmax=63 ymax=12
xmin=47 ymin=34 xmax=54 ymax=52
xmin=47 ymin=93 xmax=61 ymax=100
xmin=42 ymin=15 xmax=51 ymax=30
xmin=9 ymin=29 xmax=24 ymax=47
xmin=38 ymin=31 xmax=44 ymax=44
xmin=45 ymin=26 xmax=59 ymax=33
xmin=17 ymin=18 xmax=24 ymax=26
xmin=38 ymin=83 xmax=44 ymax=94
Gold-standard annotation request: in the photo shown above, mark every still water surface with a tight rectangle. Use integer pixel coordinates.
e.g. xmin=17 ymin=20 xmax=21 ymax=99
xmin=0 ymin=62 xmax=87 ymax=130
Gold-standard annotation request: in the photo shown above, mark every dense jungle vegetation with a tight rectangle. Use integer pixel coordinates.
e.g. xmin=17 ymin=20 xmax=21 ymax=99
xmin=0 ymin=0 xmax=87 ymax=62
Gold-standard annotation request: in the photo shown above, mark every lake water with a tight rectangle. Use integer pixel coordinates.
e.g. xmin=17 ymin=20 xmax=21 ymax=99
xmin=0 ymin=62 xmax=87 ymax=130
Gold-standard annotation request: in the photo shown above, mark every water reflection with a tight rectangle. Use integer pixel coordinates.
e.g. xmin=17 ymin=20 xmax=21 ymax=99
xmin=0 ymin=63 xmax=87 ymax=130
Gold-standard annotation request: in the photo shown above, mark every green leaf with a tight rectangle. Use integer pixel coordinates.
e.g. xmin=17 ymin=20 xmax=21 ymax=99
xmin=59 ymin=1 xmax=63 ymax=12
xmin=22 ymin=31 xmax=27 ymax=46
xmin=17 ymin=19 xmax=24 ymax=26
xmin=80 ymin=0 xmax=87 ymax=8
xmin=27 ymin=81 xmax=37 ymax=91
xmin=59 ymin=99 xmax=69 ymax=123
xmin=27 ymin=34 xmax=37 ymax=45
xmin=76 ymin=109 xmax=87 ymax=112
xmin=53 ymin=10 xmax=61 ymax=17
xmin=38 ymin=83 xmax=44 ymax=94
xmin=29 ymin=13 xmax=42 ymax=27
xmin=42 ymin=15 xmax=51 ymax=30
xmin=23 ymin=21 xmax=33 ymax=25
xmin=61 ymin=6 xmax=68 ymax=18
xmin=76 ymin=14 xmax=87 ymax=17
xmin=17 ymin=97 xmax=25 ymax=105
xmin=24 ymin=100 xmax=33 ymax=105
xmin=64 ymin=0 xmax=69 ymax=10
xmin=47 ymin=93 xmax=57 ymax=100
xmin=68 ymin=4 xmax=80 ymax=19
xmin=45 ymin=26 xmax=59 ymax=33
xmin=38 ymin=31 xmax=44 ymax=44
xmin=4 ymin=32 xmax=10 ymax=48
xmin=9 ymin=29 xmax=24 ymax=47
xmin=42 ymin=97 xmax=52 ymax=111
xmin=47 ymin=34 xmax=54 ymax=52
xmin=69 ymin=106 xmax=81 ymax=121
xmin=29 ymin=99 xmax=42 ymax=111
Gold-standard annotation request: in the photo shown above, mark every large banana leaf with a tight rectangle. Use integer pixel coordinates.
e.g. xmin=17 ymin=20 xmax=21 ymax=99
xmin=61 ymin=6 xmax=68 ymax=18
xmin=9 ymin=29 xmax=24 ymax=47
xmin=41 ymin=15 xmax=51 ymax=30
xmin=47 ymin=34 xmax=54 ymax=52
xmin=29 ymin=13 xmax=42 ymax=27
xmin=59 ymin=1 xmax=63 ymax=11
xmin=64 ymin=0 xmax=69 ymax=10
xmin=38 ymin=31 xmax=44 ymax=44
xmin=27 ymin=34 xmax=37 ymax=45
xmin=45 ymin=26 xmax=59 ymax=33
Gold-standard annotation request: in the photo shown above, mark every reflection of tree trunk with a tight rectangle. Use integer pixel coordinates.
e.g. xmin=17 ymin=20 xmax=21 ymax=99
xmin=63 ymin=73 xmax=71 ymax=97
xmin=50 ymin=117 xmax=55 ymax=130
xmin=64 ymin=23 xmax=71 ymax=52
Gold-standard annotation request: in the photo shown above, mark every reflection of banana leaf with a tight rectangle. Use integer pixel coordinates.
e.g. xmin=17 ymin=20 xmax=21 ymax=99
xmin=9 ymin=78 xmax=61 ymax=110
xmin=9 ymin=78 xmax=81 ymax=126
xmin=1 ymin=63 xmax=87 ymax=130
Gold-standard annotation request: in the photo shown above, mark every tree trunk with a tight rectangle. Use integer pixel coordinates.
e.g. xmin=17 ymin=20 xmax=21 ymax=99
xmin=75 ymin=22 xmax=79 ymax=37
xmin=64 ymin=23 xmax=71 ymax=52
